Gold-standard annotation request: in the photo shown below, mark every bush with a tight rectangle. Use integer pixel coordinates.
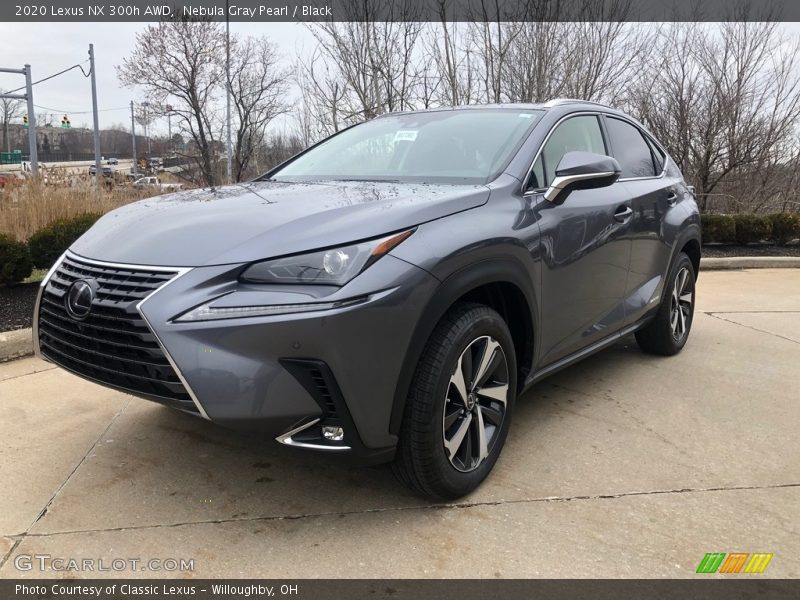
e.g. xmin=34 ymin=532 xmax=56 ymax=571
xmin=27 ymin=213 xmax=101 ymax=269
xmin=767 ymin=212 xmax=800 ymax=245
xmin=0 ymin=234 xmax=33 ymax=286
xmin=701 ymin=214 xmax=736 ymax=244
xmin=732 ymin=214 xmax=772 ymax=245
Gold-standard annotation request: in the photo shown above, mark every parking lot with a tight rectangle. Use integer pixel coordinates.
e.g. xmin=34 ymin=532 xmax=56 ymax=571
xmin=0 ymin=269 xmax=798 ymax=578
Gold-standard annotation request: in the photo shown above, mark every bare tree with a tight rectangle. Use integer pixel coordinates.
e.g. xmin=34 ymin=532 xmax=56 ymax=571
xmin=117 ymin=18 xmax=225 ymax=186
xmin=228 ymin=36 xmax=289 ymax=181
xmin=630 ymin=21 xmax=800 ymax=211
xmin=423 ymin=11 xmax=479 ymax=106
xmin=467 ymin=0 xmax=527 ymax=104
xmin=294 ymin=49 xmax=349 ymax=143
xmin=1 ymin=93 xmax=22 ymax=153
xmin=302 ymin=0 xmax=423 ymax=125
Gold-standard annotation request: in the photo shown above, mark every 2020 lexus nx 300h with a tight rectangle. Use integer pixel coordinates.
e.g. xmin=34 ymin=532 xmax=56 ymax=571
xmin=34 ymin=100 xmax=700 ymax=499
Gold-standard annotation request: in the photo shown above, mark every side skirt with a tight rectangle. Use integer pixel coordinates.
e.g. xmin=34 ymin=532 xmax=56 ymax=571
xmin=523 ymin=320 xmax=647 ymax=393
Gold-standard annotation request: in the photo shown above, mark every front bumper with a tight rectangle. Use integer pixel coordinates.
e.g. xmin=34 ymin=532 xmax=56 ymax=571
xmin=36 ymin=251 xmax=439 ymax=461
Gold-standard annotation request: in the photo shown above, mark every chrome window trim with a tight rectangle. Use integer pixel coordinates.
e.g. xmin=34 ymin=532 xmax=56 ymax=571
xmin=522 ymin=110 xmax=668 ymax=194
xmin=522 ymin=111 xmax=606 ymax=196
xmin=275 ymin=418 xmax=352 ymax=451
xmin=40 ymin=250 xmax=211 ymax=421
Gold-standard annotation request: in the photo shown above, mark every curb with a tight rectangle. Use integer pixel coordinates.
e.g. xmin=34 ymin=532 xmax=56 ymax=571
xmin=700 ymin=256 xmax=800 ymax=270
xmin=0 ymin=328 xmax=33 ymax=363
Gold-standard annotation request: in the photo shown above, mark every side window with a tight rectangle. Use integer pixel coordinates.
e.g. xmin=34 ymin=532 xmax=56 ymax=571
xmin=529 ymin=115 xmax=605 ymax=190
xmin=605 ymin=117 xmax=657 ymax=178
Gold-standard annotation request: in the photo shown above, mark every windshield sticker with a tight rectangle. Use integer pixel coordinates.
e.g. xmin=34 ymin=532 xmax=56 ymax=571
xmin=518 ymin=113 xmax=534 ymax=118
xmin=394 ymin=130 xmax=419 ymax=142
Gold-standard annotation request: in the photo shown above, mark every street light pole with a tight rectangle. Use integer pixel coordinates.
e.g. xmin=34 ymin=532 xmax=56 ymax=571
xmin=24 ymin=64 xmax=38 ymax=176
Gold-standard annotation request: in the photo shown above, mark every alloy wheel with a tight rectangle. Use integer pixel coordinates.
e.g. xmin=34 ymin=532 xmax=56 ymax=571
xmin=442 ymin=335 xmax=509 ymax=473
xmin=670 ymin=266 xmax=693 ymax=341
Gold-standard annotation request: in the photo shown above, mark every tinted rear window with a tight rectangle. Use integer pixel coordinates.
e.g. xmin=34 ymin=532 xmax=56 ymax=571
xmin=605 ymin=117 xmax=657 ymax=178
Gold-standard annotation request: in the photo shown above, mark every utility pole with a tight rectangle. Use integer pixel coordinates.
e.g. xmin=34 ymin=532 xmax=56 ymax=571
xmin=89 ymin=44 xmax=101 ymax=187
xmin=0 ymin=64 xmax=38 ymax=175
xmin=225 ymin=0 xmax=233 ymax=184
xmin=166 ymin=104 xmax=172 ymax=154
xmin=142 ymin=101 xmax=152 ymax=156
xmin=130 ymin=100 xmax=137 ymax=177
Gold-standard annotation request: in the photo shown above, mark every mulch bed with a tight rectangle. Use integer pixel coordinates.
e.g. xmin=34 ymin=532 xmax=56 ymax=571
xmin=1 ymin=243 xmax=798 ymax=333
xmin=0 ymin=282 xmax=40 ymax=331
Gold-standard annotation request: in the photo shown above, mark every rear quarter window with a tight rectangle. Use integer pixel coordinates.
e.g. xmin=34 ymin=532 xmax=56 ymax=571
xmin=604 ymin=117 xmax=657 ymax=179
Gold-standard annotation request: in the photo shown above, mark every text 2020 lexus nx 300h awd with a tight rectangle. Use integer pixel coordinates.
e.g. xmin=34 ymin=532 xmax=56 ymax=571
xmin=34 ymin=100 xmax=700 ymax=499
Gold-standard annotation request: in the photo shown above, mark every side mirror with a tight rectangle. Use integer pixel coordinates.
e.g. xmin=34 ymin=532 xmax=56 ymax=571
xmin=544 ymin=151 xmax=621 ymax=203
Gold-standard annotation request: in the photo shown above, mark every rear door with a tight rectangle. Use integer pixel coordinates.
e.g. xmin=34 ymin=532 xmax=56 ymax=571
xmin=601 ymin=116 xmax=678 ymax=326
xmin=527 ymin=113 xmax=633 ymax=366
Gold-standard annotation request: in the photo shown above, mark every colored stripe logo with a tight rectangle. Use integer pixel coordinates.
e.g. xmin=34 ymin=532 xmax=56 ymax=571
xmin=696 ymin=553 xmax=773 ymax=574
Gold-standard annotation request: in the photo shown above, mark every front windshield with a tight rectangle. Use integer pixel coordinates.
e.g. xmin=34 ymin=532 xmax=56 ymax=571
xmin=271 ymin=109 xmax=544 ymax=185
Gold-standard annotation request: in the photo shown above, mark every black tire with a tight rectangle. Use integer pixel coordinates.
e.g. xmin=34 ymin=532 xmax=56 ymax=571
xmin=635 ymin=252 xmax=696 ymax=356
xmin=393 ymin=302 xmax=517 ymax=500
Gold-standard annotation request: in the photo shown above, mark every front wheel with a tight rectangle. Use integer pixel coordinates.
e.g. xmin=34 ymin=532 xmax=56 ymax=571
xmin=393 ymin=303 xmax=517 ymax=500
xmin=635 ymin=252 xmax=696 ymax=356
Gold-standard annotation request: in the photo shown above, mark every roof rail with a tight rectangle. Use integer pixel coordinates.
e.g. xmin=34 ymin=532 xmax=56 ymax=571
xmin=543 ymin=98 xmax=611 ymax=109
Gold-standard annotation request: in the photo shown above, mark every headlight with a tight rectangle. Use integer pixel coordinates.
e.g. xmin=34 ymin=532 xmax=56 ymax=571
xmin=174 ymin=296 xmax=368 ymax=322
xmin=240 ymin=229 xmax=414 ymax=286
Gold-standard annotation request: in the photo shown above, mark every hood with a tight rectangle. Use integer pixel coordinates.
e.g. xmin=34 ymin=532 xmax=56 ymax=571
xmin=71 ymin=180 xmax=490 ymax=267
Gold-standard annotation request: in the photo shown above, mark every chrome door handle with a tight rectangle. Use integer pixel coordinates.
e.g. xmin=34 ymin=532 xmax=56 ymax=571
xmin=614 ymin=205 xmax=633 ymax=223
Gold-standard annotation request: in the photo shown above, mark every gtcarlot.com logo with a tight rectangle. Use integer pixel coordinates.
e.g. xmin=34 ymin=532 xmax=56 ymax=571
xmin=696 ymin=552 xmax=773 ymax=574
xmin=14 ymin=553 xmax=195 ymax=573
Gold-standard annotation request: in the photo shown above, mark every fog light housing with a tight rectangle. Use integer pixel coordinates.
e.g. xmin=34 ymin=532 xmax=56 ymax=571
xmin=321 ymin=425 xmax=344 ymax=442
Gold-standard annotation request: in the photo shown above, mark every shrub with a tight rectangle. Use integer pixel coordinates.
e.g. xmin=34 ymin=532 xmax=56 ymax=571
xmin=732 ymin=214 xmax=772 ymax=245
xmin=0 ymin=233 xmax=33 ymax=286
xmin=767 ymin=212 xmax=800 ymax=245
xmin=700 ymin=214 xmax=736 ymax=244
xmin=27 ymin=213 xmax=101 ymax=269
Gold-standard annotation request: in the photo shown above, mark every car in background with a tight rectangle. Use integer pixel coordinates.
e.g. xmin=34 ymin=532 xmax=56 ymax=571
xmin=35 ymin=100 xmax=700 ymax=500
xmin=89 ymin=165 xmax=114 ymax=178
xmin=133 ymin=176 xmax=182 ymax=191
xmin=106 ymin=158 xmax=119 ymax=166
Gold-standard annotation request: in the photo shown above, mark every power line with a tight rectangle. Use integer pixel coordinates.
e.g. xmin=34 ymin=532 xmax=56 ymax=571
xmin=4 ymin=61 xmax=90 ymax=95
xmin=33 ymin=103 xmax=129 ymax=115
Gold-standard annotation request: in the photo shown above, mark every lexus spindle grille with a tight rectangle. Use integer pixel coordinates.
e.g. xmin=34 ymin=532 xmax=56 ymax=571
xmin=37 ymin=254 xmax=199 ymax=414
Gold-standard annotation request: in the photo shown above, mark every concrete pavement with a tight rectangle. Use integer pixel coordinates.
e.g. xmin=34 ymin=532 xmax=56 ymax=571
xmin=0 ymin=269 xmax=798 ymax=578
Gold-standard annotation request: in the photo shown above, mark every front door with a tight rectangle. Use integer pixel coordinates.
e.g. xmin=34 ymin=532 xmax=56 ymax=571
xmin=526 ymin=114 xmax=633 ymax=366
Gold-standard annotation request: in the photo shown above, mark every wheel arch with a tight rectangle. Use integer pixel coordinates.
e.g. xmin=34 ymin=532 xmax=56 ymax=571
xmin=681 ymin=237 xmax=701 ymax=280
xmin=388 ymin=258 xmax=538 ymax=436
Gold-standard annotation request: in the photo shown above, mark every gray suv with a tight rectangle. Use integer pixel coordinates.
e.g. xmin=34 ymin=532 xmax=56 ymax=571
xmin=34 ymin=100 xmax=700 ymax=499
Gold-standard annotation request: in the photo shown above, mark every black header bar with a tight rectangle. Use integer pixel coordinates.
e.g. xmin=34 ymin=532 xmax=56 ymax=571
xmin=2 ymin=0 xmax=799 ymax=22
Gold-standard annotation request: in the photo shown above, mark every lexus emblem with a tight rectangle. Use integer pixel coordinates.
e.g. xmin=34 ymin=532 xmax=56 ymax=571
xmin=65 ymin=280 xmax=95 ymax=320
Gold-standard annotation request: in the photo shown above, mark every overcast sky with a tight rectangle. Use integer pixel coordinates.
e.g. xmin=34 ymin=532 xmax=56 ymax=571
xmin=0 ymin=23 xmax=314 ymax=133
xmin=2 ymin=22 xmax=800 ymax=136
